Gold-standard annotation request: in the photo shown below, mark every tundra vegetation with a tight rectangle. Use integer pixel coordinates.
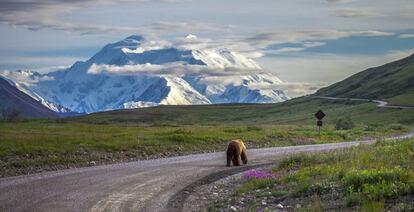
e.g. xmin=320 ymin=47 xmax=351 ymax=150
xmin=0 ymin=98 xmax=412 ymax=177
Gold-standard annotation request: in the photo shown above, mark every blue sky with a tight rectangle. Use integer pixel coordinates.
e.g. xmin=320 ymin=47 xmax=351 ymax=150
xmin=0 ymin=0 xmax=413 ymax=96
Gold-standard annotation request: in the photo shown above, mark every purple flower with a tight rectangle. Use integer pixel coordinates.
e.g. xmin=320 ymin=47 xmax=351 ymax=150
xmin=243 ymin=170 xmax=275 ymax=179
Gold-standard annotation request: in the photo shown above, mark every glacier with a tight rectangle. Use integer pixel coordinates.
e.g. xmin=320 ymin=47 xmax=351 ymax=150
xmin=0 ymin=35 xmax=289 ymax=113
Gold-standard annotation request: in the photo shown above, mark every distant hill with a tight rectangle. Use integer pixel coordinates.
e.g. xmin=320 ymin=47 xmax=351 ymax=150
xmin=0 ymin=77 xmax=57 ymax=119
xmin=315 ymin=53 xmax=414 ymax=101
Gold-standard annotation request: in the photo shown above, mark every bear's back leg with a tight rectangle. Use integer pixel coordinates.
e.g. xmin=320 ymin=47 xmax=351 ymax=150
xmin=241 ymin=149 xmax=248 ymax=164
xmin=227 ymin=153 xmax=233 ymax=167
xmin=233 ymin=148 xmax=242 ymax=166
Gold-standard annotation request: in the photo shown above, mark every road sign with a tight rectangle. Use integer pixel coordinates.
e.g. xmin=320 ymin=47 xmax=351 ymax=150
xmin=317 ymin=120 xmax=323 ymax=127
xmin=314 ymin=110 xmax=326 ymax=120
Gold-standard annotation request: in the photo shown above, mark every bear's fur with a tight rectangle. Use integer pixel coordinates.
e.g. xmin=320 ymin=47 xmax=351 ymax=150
xmin=226 ymin=139 xmax=248 ymax=166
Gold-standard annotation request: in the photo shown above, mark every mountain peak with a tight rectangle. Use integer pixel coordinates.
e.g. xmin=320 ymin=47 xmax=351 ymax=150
xmin=185 ymin=34 xmax=198 ymax=39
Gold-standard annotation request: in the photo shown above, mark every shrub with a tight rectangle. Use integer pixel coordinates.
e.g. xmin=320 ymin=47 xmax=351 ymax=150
xmin=246 ymin=126 xmax=262 ymax=131
xmin=342 ymin=168 xmax=414 ymax=201
xmin=360 ymin=201 xmax=385 ymax=212
xmin=334 ymin=117 xmax=355 ymax=130
xmin=237 ymin=178 xmax=277 ymax=194
xmin=387 ymin=124 xmax=406 ymax=131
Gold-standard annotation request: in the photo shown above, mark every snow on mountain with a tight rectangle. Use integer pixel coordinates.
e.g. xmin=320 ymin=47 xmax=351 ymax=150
xmin=123 ymin=101 xmax=159 ymax=109
xmin=0 ymin=70 xmax=71 ymax=113
xmin=1 ymin=35 xmax=289 ymax=113
xmin=192 ymin=48 xmax=261 ymax=70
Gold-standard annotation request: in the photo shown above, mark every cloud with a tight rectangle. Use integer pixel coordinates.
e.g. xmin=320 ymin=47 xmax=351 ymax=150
xmin=0 ymin=69 xmax=54 ymax=87
xmin=399 ymin=34 xmax=414 ymax=39
xmin=88 ymin=63 xmax=263 ymax=77
xmin=334 ymin=8 xmax=377 ymax=18
xmin=0 ymin=0 xmax=221 ymax=35
xmin=270 ymin=47 xmax=306 ymax=54
xmin=325 ymin=0 xmax=353 ymax=3
xmin=244 ymin=30 xmax=394 ymax=49
xmin=303 ymin=42 xmax=325 ymax=48
xmin=261 ymin=49 xmax=414 ymax=84
xmin=0 ymin=55 xmax=84 ymax=73
xmin=277 ymin=82 xmax=328 ymax=97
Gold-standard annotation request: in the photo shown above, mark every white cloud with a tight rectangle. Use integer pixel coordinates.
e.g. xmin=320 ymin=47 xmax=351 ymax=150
xmin=0 ymin=70 xmax=54 ymax=87
xmin=0 ymin=55 xmax=84 ymax=73
xmin=0 ymin=0 xmax=223 ymax=35
xmin=334 ymin=8 xmax=377 ymax=18
xmin=325 ymin=0 xmax=353 ymax=3
xmin=303 ymin=42 xmax=325 ymax=48
xmin=277 ymin=82 xmax=328 ymax=97
xmin=88 ymin=63 xmax=262 ymax=77
xmin=270 ymin=47 xmax=306 ymax=54
xmin=244 ymin=30 xmax=394 ymax=49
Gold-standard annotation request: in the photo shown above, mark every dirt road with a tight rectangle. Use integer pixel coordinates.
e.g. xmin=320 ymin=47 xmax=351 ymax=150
xmin=311 ymin=96 xmax=414 ymax=109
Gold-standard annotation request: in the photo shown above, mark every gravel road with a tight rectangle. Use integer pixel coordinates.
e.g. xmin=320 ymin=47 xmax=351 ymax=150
xmin=311 ymin=96 xmax=414 ymax=109
xmin=1 ymin=131 xmax=413 ymax=212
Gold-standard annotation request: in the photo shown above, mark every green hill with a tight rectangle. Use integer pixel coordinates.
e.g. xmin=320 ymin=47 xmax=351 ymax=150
xmin=67 ymin=97 xmax=413 ymax=126
xmin=315 ymin=53 xmax=414 ymax=105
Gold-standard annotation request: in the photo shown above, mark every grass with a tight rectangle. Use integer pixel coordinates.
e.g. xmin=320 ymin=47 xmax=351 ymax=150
xmin=66 ymin=98 xmax=414 ymax=126
xmin=1 ymin=121 xmax=405 ymax=177
xmin=233 ymin=137 xmax=414 ymax=211
xmin=388 ymin=92 xmax=414 ymax=106
xmin=0 ymin=96 xmax=413 ymax=177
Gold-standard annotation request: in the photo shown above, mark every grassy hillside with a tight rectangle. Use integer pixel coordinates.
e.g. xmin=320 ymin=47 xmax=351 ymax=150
xmin=315 ymin=53 xmax=414 ymax=104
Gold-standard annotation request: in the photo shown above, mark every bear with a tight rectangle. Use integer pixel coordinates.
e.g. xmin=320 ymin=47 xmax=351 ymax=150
xmin=226 ymin=139 xmax=248 ymax=167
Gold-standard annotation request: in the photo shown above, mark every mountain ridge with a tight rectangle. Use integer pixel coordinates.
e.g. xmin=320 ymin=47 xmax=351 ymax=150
xmin=0 ymin=77 xmax=58 ymax=118
xmin=315 ymin=53 xmax=414 ymax=100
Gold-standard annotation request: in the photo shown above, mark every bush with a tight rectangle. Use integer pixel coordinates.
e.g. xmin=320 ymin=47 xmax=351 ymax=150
xmin=342 ymin=168 xmax=414 ymax=201
xmin=236 ymin=178 xmax=277 ymax=194
xmin=334 ymin=117 xmax=355 ymax=130
xmin=387 ymin=124 xmax=406 ymax=131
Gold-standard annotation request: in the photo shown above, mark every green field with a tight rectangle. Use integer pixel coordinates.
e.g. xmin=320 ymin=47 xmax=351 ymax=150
xmin=0 ymin=98 xmax=413 ymax=177
xmin=222 ymin=137 xmax=414 ymax=211
xmin=388 ymin=92 xmax=414 ymax=106
xmin=68 ymin=97 xmax=414 ymax=125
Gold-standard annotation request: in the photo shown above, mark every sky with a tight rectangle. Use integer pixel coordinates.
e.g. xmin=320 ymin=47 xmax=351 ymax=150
xmin=0 ymin=0 xmax=413 ymax=97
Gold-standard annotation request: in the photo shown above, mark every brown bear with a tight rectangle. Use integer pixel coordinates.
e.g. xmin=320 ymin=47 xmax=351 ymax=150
xmin=226 ymin=139 xmax=248 ymax=166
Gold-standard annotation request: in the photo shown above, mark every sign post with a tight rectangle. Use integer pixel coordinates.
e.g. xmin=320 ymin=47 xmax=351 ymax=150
xmin=314 ymin=110 xmax=326 ymax=135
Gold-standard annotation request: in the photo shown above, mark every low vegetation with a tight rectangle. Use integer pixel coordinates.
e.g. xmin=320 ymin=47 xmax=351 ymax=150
xmin=221 ymin=137 xmax=414 ymax=211
xmin=1 ymin=121 xmax=407 ymax=177
xmin=334 ymin=117 xmax=355 ymax=130
xmin=67 ymin=98 xmax=414 ymax=126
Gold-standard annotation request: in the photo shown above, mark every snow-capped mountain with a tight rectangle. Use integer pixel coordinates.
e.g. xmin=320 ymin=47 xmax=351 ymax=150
xmin=0 ymin=35 xmax=289 ymax=113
